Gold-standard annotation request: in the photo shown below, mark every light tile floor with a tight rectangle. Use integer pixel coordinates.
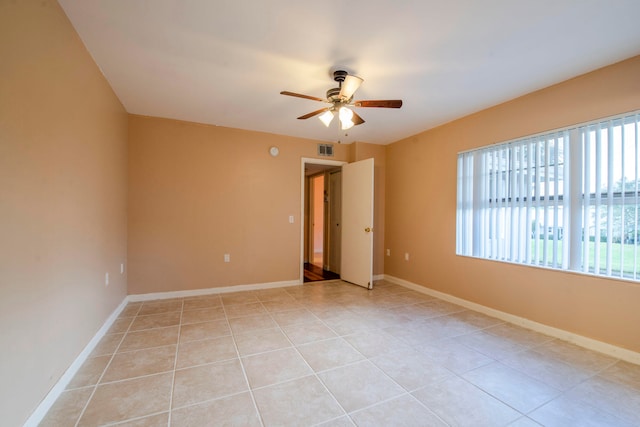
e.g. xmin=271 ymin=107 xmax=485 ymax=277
xmin=41 ymin=280 xmax=640 ymax=426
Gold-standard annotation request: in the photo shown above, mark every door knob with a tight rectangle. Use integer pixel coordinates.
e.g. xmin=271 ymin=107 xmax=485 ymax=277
xmin=365 ymin=227 xmax=373 ymax=233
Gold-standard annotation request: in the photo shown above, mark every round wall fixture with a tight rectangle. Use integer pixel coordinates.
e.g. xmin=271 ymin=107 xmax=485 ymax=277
xmin=269 ymin=146 xmax=280 ymax=157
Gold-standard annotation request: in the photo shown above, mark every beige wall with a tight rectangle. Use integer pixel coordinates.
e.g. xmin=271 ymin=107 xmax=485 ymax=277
xmin=0 ymin=1 xmax=129 ymax=425
xmin=127 ymin=118 xmax=388 ymax=293
xmin=128 ymin=115 xmax=354 ymax=294
xmin=385 ymin=56 xmax=640 ymax=353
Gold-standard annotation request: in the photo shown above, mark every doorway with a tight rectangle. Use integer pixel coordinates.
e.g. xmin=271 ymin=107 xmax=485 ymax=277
xmin=301 ymin=159 xmax=345 ymax=283
xmin=300 ymin=157 xmax=374 ymax=288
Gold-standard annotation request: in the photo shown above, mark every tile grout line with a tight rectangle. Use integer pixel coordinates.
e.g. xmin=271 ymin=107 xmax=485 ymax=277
xmin=520 ymin=356 xmax=627 ymax=421
xmin=426 ymin=335 xmax=624 ymax=424
xmin=446 ymin=369 xmax=530 ymax=420
xmin=398 ymin=320 xmax=532 ymax=425
xmin=100 ymin=409 xmax=169 ymax=427
xmin=345 ymin=390 xmax=449 ymax=426
xmin=274 ymin=288 xmax=353 ymax=424
xmin=360 ymin=283 xmax=458 ymax=427
xmin=243 ymin=291 xmax=334 ymax=419
xmin=74 ymin=368 xmax=175 ymax=388
xmin=296 ymin=284 xmax=455 ymax=426
xmin=73 ymin=302 xmax=142 ymax=427
xmin=291 ymin=282 xmax=474 ymax=425
xmin=234 ymin=287 xmax=356 ymax=419
xmin=166 ymin=299 xmax=185 ymax=427
xmin=501 ymin=345 xmax=618 ymax=396
xmin=77 ymin=302 xmax=183 ymax=425
xmin=223 ymin=295 xmax=266 ymax=427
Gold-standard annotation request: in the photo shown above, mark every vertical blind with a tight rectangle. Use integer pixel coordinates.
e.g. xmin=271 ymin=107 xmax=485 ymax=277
xmin=457 ymin=111 xmax=640 ymax=281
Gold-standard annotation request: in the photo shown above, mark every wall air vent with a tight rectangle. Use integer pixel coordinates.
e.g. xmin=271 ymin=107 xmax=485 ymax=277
xmin=317 ymin=144 xmax=334 ymax=157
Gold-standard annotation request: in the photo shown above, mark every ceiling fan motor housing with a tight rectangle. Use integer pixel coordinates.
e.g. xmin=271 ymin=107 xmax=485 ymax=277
xmin=326 ymin=87 xmax=341 ymax=102
xmin=333 ymin=70 xmax=348 ymax=83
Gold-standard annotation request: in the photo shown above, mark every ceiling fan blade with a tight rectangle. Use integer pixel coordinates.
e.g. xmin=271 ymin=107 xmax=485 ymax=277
xmin=280 ymin=91 xmax=326 ymax=102
xmin=353 ymin=100 xmax=403 ymax=108
xmin=297 ymin=108 xmax=330 ymax=120
xmin=339 ymin=75 xmax=363 ymax=99
xmin=351 ymin=110 xmax=365 ymax=126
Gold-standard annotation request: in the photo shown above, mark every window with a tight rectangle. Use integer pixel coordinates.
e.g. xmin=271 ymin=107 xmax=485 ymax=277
xmin=457 ymin=111 xmax=640 ymax=280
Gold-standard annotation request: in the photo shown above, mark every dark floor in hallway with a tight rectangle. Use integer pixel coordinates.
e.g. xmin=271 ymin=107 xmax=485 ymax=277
xmin=303 ymin=263 xmax=340 ymax=282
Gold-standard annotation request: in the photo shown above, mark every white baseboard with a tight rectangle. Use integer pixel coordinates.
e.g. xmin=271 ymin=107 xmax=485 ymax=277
xmin=24 ymin=297 xmax=129 ymax=427
xmin=127 ymin=279 xmax=302 ymax=302
xmin=384 ymin=274 xmax=640 ymax=365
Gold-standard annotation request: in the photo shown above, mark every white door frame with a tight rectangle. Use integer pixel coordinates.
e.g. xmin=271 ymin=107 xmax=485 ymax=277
xmin=300 ymin=158 xmax=347 ymax=284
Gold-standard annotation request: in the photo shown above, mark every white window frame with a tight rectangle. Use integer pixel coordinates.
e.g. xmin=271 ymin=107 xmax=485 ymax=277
xmin=457 ymin=110 xmax=640 ymax=281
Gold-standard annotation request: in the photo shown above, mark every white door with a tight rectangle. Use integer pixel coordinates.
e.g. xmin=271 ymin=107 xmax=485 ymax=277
xmin=341 ymin=158 xmax=374 ymax=289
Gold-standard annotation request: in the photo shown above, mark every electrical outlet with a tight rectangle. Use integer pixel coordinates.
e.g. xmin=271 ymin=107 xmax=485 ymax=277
xmin=386 ymin=249 xmax=391 ymax=256
xmin=120 ymin=263 xmax=124 ymax=274
xmin=404 ymin=253 xmax=410 ymax=261
xmin=289 ymin=215 xmax=294 ymax=224
xmin=224 ymin=254 xmax=230 ymax=263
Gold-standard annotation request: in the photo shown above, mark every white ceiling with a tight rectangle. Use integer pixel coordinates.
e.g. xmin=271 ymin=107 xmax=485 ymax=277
xmin=58 ymin=0 xmax=640 ymax=145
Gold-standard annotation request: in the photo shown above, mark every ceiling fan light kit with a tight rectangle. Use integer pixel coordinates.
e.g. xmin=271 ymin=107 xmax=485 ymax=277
xmin=339 ymin=106 xmax=354 ymax=130
xmin=318 ymin=106 xmax=355 ymax=130
xmin=280 ymin=69 xmax=402 ymax=131
xmin=319 ymin=110 xmax=334 ymax=127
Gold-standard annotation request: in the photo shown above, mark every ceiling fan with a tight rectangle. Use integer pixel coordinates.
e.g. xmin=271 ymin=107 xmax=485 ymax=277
xmin=280 ymin=70 xmax=402 ymax=130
